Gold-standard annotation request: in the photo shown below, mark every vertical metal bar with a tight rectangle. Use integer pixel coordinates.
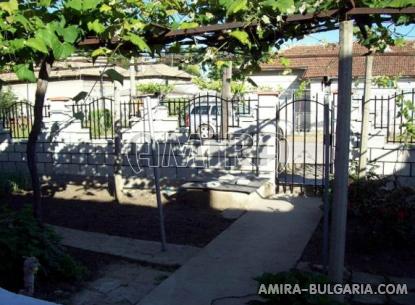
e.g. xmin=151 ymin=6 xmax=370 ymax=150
xmin=380 ymin=96 xmax=383 ymax=128
xmin=215 ymin=95 xmax=219 ymax=141
xmin=91 ymin=99 xmax=96 ymax=139
xmin=256 ymin=105 xmax=260 ymax=176
xmin=230 ymin=98 xmax=234 ymax=127
xmin=88 ymin=103 xmax=92 ymax=139
xmin=303 ymin=98 xmax=306 ymax=193
xmin=374 ymin=95 xmax=377 ymax=128
xmin=275 ymin=104 xmax=280 ymax=193
xmin=387 ymin=95 xmax=390 ymax=142
xmin=97 ymin=99 xmax=101 ymax=139
xmin=314 ymin=97 xmax=318 ymax=194
xmin=26 ymin=103 xmax=30 ymax=138
xmin=14 ymin=104 xmax=18 ymax=138
xmin=399 ymin=90 xmax=404 ymax=143
xmin=111 ymin=98 xmax=114 ymax=139
xmin=284 ymin=96 xmax=288 ymax=192
xmin=412 ymin=89 xmax=415 ymax=143
xmin=198 ymin=93 xmax=201 ymax=138
xmin=291 ymin=93 xmax=295 ymax=192
xmin=322 ymin=102 xmax=330 ymax=271
xmin=393 ymin=92 xmax=397 ymax=142
xmin=330 ymin=94 xmax=335 ymax=174
xmin=207 ymin=94 xmax=210 ymax=138
xmin=188 ymin=97 xmax=191 ymax=138
xmin=145 ymin=97 xmax=167 ymax=251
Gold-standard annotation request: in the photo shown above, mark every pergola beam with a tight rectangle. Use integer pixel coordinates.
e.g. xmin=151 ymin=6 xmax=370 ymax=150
xmin=78 ymin=6 xmax=415 ymax=48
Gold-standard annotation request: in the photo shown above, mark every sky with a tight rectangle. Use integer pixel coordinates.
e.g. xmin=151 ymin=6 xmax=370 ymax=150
xmin=284 ymin=24 xmax=415 ymax=48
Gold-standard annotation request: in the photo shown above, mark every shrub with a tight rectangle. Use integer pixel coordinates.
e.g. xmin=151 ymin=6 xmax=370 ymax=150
xmin=348 ymin=178 xmax=415 ymax=249
xmin=250 ymin=270 xmax=343 ymax=305
xmin=137 ymin=83 xmax=174 ymax=96
xmin=0 ymin=172 xmax=28 ymax=197
xmin=89 ymin=109 xmax=113 ymax=138
xmin=0 ymin=205 xmax=85 ymax=291
xmin=0 ymin=88 xmax=19 ymax=109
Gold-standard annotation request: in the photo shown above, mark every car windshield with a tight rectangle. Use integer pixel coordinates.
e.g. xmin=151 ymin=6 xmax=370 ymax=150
xmin=211 ymin=106 xmax=221 ymax=115
xmin=190 ymin=105 xmax=210 ymax=115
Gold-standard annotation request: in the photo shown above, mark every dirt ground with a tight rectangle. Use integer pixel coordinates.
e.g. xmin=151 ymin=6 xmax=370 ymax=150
xmin=8 ymin=184 xmax=234 ymax=247
xmin=301 ymin=220 xmax=415 ymax=278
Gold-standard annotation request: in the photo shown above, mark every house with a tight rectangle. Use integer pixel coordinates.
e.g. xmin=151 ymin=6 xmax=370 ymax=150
xmin=251 ymin=41 xmax=415 ymax=98
xmin=0 ymin=56 xmax=195 ymax=103
xmin=249 ymin=42 xmax=415 ymax=132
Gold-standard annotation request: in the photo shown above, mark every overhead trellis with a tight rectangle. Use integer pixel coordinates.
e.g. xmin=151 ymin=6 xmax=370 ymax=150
xmin=79 ymin=6 xmax=415 ymax=52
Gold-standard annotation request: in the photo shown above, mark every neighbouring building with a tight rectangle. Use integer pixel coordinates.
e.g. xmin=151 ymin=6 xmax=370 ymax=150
xmin=0 ymin=56 xmax=196 ymax=103
xmin=250 ymin=41 xmax=415 ymax=97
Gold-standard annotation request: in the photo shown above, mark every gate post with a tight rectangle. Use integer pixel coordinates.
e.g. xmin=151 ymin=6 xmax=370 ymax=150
xmin=328 ymin=19 xmax=353 ymax=289
xmin=275 ymin=104 xmax=280 ymax=193
xmin=322 ymin=100 xmax=331 ymax=270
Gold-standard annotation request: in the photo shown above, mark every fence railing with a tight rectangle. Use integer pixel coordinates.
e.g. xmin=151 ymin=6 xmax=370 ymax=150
xmin=120 ymin=97 xmax=143 ymax=128
xmin=72 ymin=97 xmax=115 ymax=139
xmin=369 ymin=89 xmax=415 ymax=143
xmin=0 ymin=102 xmax=50 ymax=139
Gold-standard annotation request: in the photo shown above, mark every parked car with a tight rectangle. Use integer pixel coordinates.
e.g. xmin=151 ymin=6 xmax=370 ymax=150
xmin=185 ymin=102 xmax=292 ymax=139
xmin=185 ymin=103 xmax=231 ymax=139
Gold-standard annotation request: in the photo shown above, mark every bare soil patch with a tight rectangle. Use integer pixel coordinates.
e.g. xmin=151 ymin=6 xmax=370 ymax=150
xmin=301 ymin=220 xmax=415 ymax=278
xmin=8 ymin=186 xmax=234 ymax=247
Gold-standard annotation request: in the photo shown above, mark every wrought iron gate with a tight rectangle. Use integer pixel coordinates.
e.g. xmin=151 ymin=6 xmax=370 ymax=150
xmin=275 ymin=96 xmax=334 ymax=193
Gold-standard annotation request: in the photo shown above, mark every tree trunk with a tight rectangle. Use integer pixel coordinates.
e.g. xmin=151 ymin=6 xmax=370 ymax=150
xmin=27 ymin=56 xmax=53 ymax=220
xmin=221 ymin=62 xmax=232 ymax=139
xmin=358 ymin=53 xmax=373 ymax=179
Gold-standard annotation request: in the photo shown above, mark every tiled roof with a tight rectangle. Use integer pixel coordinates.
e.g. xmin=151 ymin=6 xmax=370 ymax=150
xmin=261 ymin=42 xmax=415 ymax=78
xmin=0 ymin=57 xmax=192 ymax=82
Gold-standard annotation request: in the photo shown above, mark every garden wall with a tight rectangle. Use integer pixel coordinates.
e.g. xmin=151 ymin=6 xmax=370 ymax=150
xmin=349 ymin=95 xmax=415 ymax=182
xmin=0 ymin=96 xmax=276 ymax=188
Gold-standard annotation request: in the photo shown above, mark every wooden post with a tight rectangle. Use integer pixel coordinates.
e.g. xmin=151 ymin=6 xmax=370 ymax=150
xmin=113 ymin=82 xmax=124 ymax=203
xmin=145 ymin=96 xmax=167 ymax=251
xmin=328 ymin=20 xmax=353 ymax=290
xmin=130 ymin=57 xmax=136 ymax=99
xmin=221 ymin=62 xmax=232 ymax=139
xmin=358 ymin=53 xmax=373 ymax=179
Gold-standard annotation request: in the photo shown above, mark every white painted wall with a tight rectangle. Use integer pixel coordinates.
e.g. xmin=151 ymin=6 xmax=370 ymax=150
xmin=3 ymin=77 xmax=198 ymax=104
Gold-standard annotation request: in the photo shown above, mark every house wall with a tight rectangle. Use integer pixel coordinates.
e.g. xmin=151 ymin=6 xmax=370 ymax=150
xmin=3 ymin=77 xmax=197 ymax=104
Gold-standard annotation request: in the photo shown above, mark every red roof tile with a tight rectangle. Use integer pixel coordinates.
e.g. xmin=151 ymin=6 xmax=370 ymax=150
xmin=261 ymin=42 xmax=415 ymax=78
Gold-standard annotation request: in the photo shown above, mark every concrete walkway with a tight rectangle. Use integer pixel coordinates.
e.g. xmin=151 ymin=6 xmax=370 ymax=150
xmin=52 ymin=226 xmax=200 ymax=266
xmin=0 ymin=288 xmax=59 ymax=305
xmin=138 ymin=193 xmax=322 ymax=305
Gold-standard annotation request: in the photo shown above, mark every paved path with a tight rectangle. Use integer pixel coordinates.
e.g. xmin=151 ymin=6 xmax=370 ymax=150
xmin=0 ymin=288 xmax=59 ymax=305
xmin=71 ymin=262 xmax=171 ymax=305
xmin=52 ymin=226 xmax=200 ymax=267
xmin=138 ymin=193 xmax=322 ymax=305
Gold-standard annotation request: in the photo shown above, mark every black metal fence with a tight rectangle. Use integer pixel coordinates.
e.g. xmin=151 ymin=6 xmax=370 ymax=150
xmin=120 ymin=97 xmax=143 ymax=128
xmin=72 ymin=97 xmax=115 ymax=139
xmin=0 ymin=102 xmax=50 ymax=139
xmin=161 ymin=93 xmax=256 ymax=139
xmin=369 ymin=89 xmax=415 ymax=143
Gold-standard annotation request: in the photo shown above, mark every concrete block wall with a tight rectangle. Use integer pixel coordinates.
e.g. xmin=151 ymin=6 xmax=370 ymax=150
xmin=0 ymin=100 xmax=276 ymax=187
xmin=350 ymin=98 xmax=415 ymax=179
